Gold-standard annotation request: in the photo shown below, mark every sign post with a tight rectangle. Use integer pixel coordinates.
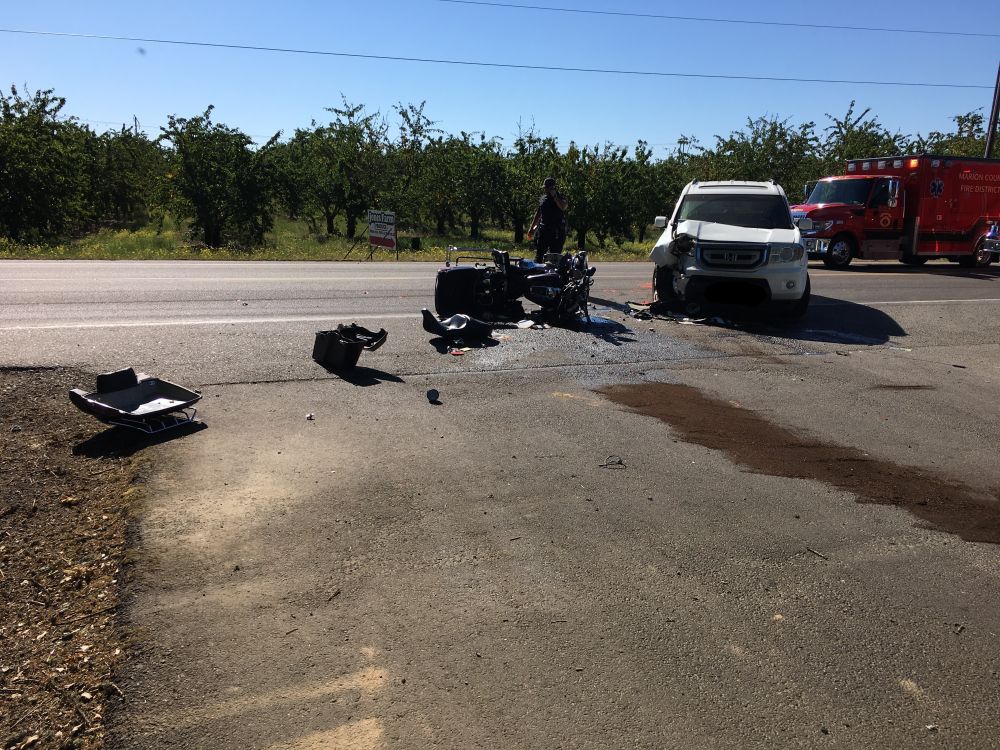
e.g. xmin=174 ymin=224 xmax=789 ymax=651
xmin=367 ymin=210 xmax=397 ymax=260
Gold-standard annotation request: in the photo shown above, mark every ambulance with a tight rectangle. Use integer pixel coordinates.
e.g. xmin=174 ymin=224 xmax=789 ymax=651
xmin=792 ymin=155 xmax=1000 ymax=268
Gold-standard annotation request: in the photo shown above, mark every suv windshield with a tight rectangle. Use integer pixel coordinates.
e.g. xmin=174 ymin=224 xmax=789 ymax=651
xmin=676 ymin=194 xmax=793 ymax=230
xmin=806 ymin=179 xmax=873 ymax=205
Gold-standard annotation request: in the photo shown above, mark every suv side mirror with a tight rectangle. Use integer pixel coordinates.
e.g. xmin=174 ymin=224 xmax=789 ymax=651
xmin=654 ymin=216 xmax=667 ymax=228
xmin=887 ymin=178 xmax=900 ymax=208
xmin=795 ymin=217 xmax=814 ymax=231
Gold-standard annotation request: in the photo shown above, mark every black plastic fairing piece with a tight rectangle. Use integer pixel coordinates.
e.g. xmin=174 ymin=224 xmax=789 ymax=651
xmin=421 ymin=308 xmax=493 ymax=341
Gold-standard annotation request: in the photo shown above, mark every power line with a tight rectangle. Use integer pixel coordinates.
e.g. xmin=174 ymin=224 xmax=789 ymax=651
xmin=0 ymin=28 xmax=992 ymax=90
xmin=437 ymin=0 xmax=1000 ymax=39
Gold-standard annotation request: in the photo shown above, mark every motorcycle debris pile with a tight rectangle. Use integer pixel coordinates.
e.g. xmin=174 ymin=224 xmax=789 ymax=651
xmin=624 ymin=300 xmax=734 ymax=328
xmin=429 ymin=248 xmax=595 ymax=334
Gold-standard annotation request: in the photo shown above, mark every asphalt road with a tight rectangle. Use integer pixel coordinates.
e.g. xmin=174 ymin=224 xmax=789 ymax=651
xmin=3 ymin=259 xmax=1000 ymax=749
xmin=4 ymin=258 xmax=1000 ymax=384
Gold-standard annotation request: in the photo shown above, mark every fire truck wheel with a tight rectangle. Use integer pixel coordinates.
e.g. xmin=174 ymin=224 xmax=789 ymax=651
xmin=652 ymin=265 xmax=678 ymax=302
xmin=965 ymin=240 xmax=994 ymax=268
xmin=822 ymin=235 xmax=855 ymax=269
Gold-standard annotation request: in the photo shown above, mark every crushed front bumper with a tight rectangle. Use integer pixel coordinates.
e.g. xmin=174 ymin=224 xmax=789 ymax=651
xmin=681 ymin=277 xmax=772 ymax=306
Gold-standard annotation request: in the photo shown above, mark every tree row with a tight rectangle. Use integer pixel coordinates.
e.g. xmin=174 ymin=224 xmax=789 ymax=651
xmin=0 ymin=85 xmax=991 ymax=249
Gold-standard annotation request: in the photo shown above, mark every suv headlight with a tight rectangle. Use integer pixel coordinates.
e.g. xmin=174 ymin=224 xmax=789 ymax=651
xmin=768 ymin=245 xmax=804 ymax=264
xmin=809 ymin=220 xmax=835 ymax=233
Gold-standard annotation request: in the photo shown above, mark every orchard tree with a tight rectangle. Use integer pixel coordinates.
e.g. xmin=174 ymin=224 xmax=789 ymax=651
xmin=268 ymin=135 xmax=312 ymax=223
xmin=455 ymin=132 xmax=506 ymax=240
xmin=913 ymin=111 xmax=987 ymax=157
xmin=296 ymin=101 xmax=388 ymax=238
xmin=422 ymin=135 xmax=463 ymax=235
xmin=559 ymin=143 xmax=598 ymax=250
xmin=331 ymin=102 xmax=389 ymax=239
xmin=89 ymin=125 xmax=165 ymax=229
xmin=389 ymin=101 xmax=440 ymax=231
xmin=693 ymin=115 xmax=822 ymax=200
xmin=821 ymin=102 xmax=910 ymax=173
xmin=0 ymin=86 xmax=93 ymax=241
xmin=591 ymin=144 xmax=631 ymax=247
xmin=159 ymin=106 xmax=277 ymax=247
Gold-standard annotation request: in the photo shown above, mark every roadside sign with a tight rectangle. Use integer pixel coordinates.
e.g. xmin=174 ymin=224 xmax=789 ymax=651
xmin=368 ymin=210 xmax=396 ymax=252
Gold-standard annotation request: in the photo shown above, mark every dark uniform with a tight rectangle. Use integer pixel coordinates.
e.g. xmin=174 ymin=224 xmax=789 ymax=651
xmin=534 ymin=190 xmax=568 ymax=262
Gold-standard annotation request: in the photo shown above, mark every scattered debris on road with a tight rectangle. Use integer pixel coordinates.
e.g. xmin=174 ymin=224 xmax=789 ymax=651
xmin=599 ymin=455 xmax=627 ymax=470
xmin=623 ymin=300 xmax=733 ymax=328
xmin=312 ymin=323 xmax=388 ymax=372
xmin=421 ymin=308 xmax=493 ymax=342
xmin=68 ymin=368 xmax=201 ymax=435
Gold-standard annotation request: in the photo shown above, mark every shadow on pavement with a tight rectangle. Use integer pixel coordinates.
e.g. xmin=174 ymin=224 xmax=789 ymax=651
xmin=321 ymin=364 xmax=405 ymax=387
xmin=813 ymin=262 xmax=1000 ymax=282
xmin=519 ymin=300 xmax=637 ymax=346
xmin=428 ymin=337 xmax=499 ymax=355
xmin=605 ymin=292 xmax=907 ymax=347
xmin=572 ymin=316 xmax=637 ymax=346
xmin=74 ymin=421 xmax=208 ymax=458
xmin=714 ymin=294 xmax=907 ymax=346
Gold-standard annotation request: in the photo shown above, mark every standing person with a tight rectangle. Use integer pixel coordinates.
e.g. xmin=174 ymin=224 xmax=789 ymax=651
xmin=528 ymin=177 xmax=569 ymax=263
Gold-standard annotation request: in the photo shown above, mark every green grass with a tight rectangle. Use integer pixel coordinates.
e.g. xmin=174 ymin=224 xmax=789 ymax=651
xmin=0 ymin=216 xmax=653 ymax=262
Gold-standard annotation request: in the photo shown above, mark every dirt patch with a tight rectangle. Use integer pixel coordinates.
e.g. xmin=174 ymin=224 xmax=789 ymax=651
xmin=1 ymin=368 xmax=142 ymax=749
xmin=599 ymin=382 xmax=1000 ymax=544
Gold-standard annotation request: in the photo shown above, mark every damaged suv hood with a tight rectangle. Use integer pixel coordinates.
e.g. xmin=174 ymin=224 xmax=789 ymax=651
xmin=672 ymin=219 xmax=800 ymax=245
xmin=650 ymin=219 xmax=801 ymax=266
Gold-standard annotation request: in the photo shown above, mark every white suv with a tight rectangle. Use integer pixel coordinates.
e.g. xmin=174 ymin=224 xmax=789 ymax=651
xmin=650 ymin=180 xmax=812 ymax=317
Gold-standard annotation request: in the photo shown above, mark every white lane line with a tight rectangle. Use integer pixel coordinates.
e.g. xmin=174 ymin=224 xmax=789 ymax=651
xmin=4 ymin=273 xmax=644 ymax=283
xmin=0 ymin=313 xmax=418 ymax=331
xmin=6 ymin=297 xmax=1000 ymax=331
xmin=0 ymin=276 xmax=434 ymax=283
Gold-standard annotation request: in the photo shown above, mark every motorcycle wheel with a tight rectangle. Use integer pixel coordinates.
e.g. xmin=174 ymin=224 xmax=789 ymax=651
xmin=434 ymin=267 xmax=482 ymax=317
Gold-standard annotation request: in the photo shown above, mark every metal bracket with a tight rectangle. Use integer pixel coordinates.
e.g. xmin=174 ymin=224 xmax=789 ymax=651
xmin=108 ymin=407 xmax=199 ymax=435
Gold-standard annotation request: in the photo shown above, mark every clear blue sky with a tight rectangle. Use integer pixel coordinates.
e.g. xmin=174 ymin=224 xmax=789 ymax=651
xmin=2 ymin=0 xmax=998 ymax=154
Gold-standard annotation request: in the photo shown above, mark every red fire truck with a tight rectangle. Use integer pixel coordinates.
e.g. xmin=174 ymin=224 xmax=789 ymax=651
xmin=791 ymin=155 xmax=1000 ymax=268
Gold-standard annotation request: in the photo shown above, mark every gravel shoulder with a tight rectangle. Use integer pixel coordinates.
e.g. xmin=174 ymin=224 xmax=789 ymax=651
xmin=1 ymin=368 xmax=142 ymax=750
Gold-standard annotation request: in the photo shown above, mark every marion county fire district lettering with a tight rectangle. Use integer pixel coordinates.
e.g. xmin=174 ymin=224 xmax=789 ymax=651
xmin=368 ymin=210 xmax=396 ymax=250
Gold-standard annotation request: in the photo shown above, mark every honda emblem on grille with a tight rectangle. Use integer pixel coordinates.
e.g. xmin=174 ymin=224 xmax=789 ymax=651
xmin=725 ymin=252 xmax=736 ymax=262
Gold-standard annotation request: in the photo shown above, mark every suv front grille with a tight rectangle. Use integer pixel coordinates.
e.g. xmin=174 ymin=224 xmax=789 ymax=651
xmin=697 ymin=241 xmax=768 ymax=269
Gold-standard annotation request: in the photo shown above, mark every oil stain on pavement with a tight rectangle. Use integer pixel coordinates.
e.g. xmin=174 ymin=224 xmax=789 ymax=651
xmin=600 ymin=382 xmax=1000 ymax=544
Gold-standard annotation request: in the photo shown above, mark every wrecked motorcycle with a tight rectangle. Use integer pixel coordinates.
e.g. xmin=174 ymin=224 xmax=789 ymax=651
xmin=433 ymin=247 xmax=596 ymax=322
